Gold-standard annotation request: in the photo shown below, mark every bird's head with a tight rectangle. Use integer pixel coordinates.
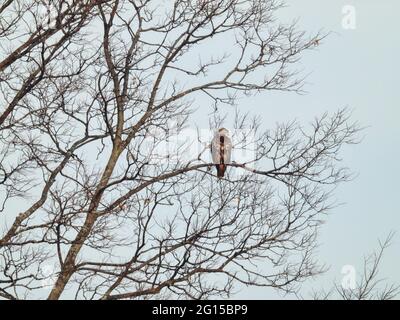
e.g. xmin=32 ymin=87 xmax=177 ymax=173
xmin=216 ymin=127 xmax=230 ymax=136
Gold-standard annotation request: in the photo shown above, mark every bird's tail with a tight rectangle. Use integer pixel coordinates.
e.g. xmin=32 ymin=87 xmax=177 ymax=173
xmin=216 ymin=164 xmax=226 ymax=178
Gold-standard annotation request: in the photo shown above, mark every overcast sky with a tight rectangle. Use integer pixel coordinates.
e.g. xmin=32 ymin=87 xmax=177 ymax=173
xmin=232 ymin=0 xmax=400 ymax=298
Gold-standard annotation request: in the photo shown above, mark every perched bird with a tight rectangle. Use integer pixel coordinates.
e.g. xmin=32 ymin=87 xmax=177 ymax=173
xmin=211 ymin=128 xmax=232 ymax=178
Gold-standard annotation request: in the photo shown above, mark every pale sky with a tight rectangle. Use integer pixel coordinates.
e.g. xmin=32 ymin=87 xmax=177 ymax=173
xmin=234 ymin=0 xmax=400 ymax=298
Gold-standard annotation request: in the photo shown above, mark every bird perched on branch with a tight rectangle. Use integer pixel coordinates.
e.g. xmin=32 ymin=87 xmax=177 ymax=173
xmin=211 ymin=128 xmax=232 ymax=178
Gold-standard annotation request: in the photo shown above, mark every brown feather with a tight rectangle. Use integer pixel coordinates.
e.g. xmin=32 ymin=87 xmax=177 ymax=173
xmin=217 ymin=135 xmax=225 ymax=177
xmin=216 ymin=164 xmax=226 ymax=178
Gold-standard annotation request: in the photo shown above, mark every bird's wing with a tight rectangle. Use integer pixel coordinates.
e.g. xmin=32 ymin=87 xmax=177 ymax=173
xmin=223 ymin=136 xmax=232 ymax=164
xmin=211 ymin=136 xmax=220 ymax=164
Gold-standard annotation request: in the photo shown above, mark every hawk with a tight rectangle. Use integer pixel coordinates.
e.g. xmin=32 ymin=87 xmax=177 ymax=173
xmin=211 ymin=128 xmax=232 ymax=178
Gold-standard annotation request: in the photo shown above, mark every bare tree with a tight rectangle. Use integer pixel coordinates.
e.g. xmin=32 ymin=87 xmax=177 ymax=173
xmin=311 ymin=233 xmax=400 ymax=300
xmin=0 ymin=0 xmax=361 ymax=300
